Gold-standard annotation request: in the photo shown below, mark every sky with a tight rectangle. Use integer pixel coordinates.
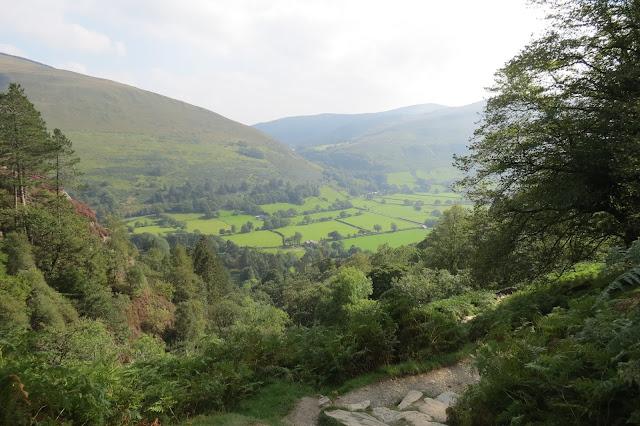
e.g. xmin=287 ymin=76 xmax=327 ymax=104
xmin=0 ymin=0 xmax=546 ymax=125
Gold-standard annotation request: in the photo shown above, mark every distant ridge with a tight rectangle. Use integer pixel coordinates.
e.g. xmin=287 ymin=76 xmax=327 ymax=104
xmin=253 ymin=101 xmax=484 ymax=175
xmin=0 ymin=54 xmax=322 ymax=211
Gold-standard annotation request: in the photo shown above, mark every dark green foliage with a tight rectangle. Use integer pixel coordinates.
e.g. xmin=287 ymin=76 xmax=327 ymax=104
xmin=456 ymin=0 xmax=640 ymax=283
xmin=193 ymin=236 xmax=232 ymax=302
xmin=450 ymin=259 xmax=640 ymax=425
xmin=26 ymin=267 xmax=79 ymax=331
xmin=418 ymin=204 xmax=471 ymax=274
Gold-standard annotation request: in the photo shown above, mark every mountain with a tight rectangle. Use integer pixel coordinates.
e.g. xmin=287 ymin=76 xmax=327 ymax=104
xmin=253 ymin=102 xmax=484 ymax=179
xmin=0 ymin=53 xmax=322 ymax=211
xmin=253 ymin=103 xmax=447 ymax=147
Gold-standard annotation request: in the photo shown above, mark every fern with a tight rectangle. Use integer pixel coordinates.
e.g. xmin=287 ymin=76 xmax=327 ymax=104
xmin=600 ymin=239 xmax=640 ymax=301
xmin=600 ymin=266 xmax=640 ymax=301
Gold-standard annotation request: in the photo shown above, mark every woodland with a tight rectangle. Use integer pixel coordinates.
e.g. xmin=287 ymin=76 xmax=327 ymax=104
xmin=1 ymin=0 xmax=640 ymax=424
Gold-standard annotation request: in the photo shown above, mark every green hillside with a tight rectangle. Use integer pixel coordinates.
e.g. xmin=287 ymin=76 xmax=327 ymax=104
xmin=254 ymin=102 xmax=483 ymax=178
xmin=0 ymin=54 xmax=323 ymax=212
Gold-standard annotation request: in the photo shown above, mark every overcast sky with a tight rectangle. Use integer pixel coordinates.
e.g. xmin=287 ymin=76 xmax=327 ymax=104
xmin=0 ymin=0 xmax=545 ymax=125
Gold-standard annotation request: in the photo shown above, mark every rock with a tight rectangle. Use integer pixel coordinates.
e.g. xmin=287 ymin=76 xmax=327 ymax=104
xmin=324 ymin=409 xmax=388 ymax=426
xmin=436 ymin=391 xmax=460 ymax=407
xmin=318 ymin=395 xmax=331 ymax=408
xmin=418 ymin=397 xmax=449 ymax=423
xmin=343 ymin=400 xmax=370 ymax=411
xmin=398 ymin=390 xmax=423 ymax=410
xmin=400 ymin=410 xmax=437 ymax=426
xmin=371 ymin=407 xmax=404 ymax=423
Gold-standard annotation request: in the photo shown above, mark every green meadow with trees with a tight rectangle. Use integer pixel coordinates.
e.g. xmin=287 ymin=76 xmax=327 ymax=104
xmin=1 ymin=0 xmax=640 ymax=424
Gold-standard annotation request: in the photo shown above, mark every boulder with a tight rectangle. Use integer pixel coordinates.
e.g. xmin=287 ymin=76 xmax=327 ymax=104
xmin=398 ymin=390 xmax=423 ymax=410
xmin=418 ymin=397 xmax=449 ymax=423
xmin=324 ymin=409 xmax=388 ymax=426
xmin=401 ymin=410 xmax=435 ymax=425
xmin=436 ymin=391 xmax=460 ymax=407
xmin=343 ymin=400 xmax=371 ymax=411
xmin=318 ymin=395 xmax=331 ymax=408
xmin=371 ymin=407 xmax=404 ymax=423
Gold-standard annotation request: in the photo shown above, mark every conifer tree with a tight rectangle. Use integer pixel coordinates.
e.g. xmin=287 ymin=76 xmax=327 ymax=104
xmin=193 ymin=236 xmax=231 ymax=303
xmin=0 ymin=84 xmax=55 ymax=210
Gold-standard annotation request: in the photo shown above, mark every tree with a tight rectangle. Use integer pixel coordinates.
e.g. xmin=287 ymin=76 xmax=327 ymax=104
xmin=50 ymin=128 xmax=80 ymax=196
xmin=390 ymin=223 xmax=398 ymax=232
xmin=328 ymin=230 xmax=343 ymax=241
xmin=193 ymin=236 xmax=231 ymax=302
xmin=374 ymin=224 xmax=382 ymax=232
xmin=418 ymin=205 xmax=471 ymax=274
xmin=0 ymin=84 xmax=58 ymax=215
xmin=293 ymin=231 xmax=303 ymax=245
xmin=456 ymin=0 xmax=640 ymax=275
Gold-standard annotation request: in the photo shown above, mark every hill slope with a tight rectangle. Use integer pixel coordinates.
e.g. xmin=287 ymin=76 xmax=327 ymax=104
xmin=254 ymin=102 xmax=484 ymax=177
xmin=0 ymin=54 xmax=322 ymax=211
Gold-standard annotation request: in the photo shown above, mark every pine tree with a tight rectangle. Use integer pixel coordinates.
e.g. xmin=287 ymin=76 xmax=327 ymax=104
xmin=192 ymin=236 xmax=231 ymax=303
xmin=0 ymin=84 xmax=55 ymax=211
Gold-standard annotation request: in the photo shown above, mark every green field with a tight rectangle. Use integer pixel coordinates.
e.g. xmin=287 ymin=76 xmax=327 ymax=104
xmin=386 ymin=170 xmax=462 ymax=187
xmin=127 ymin=189 xmax=454 ymax=252
xmin=349 ymin=199 xmax=441 ymax=223
xmin=338 ymin=212 xmax=415 ymax=231
xmin=342 ymin=229 xmax=429 ymax=251
xmin=259 ymin=186 xmax=348 ymax=215
xmin=279 ymin=221 xmax=360 ymax=242
xmin=223 ymin=231 xmax=283 ymax=247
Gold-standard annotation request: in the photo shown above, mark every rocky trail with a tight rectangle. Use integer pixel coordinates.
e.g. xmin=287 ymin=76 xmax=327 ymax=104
xmin=283 ymin=360 xmax=479 ymax=425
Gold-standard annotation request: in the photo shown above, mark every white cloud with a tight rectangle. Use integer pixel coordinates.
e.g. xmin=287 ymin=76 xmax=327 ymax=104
xmin=0 ymin=1 xmax=126 ymax=55
xmin=0 ymin=0 xmax=546 ymax=123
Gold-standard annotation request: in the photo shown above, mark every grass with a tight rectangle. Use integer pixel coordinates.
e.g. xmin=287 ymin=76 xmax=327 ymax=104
xmin=126 ymin=190 xmax=448 ymax=251
xmin=279 ymin=221 xmax=360 ymax=242
xmin=338 ymin=212 xmax=415 ymax=231
xmin=349 ymin=201 xmax=438 ymax=223
xmin=223 ymin=230 xmax=283 ymax=247
xmin=343 ymin=229 xmax=429 ymax=251
xmin=1 ymin=54 xmax=323 ymax=214
xmin=259 ymin=186 xmax=348 ymax=215
xmin=179 ymin=379 xmax=316 ymax=426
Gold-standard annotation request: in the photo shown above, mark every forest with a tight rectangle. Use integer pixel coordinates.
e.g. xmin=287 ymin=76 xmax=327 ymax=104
xmin=1 ymin=0 xmax=640 ymax=424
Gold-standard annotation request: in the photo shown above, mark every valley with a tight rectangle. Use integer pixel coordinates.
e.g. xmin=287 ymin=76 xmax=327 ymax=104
xmin=127 ymin=183 xmax=465 ymax=254
xmin=3 ymin=2 xmax=638 ymax=422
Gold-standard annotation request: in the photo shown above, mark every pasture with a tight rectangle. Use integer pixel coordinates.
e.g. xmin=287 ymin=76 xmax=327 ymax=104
xmin=126 ymin=187 xmax=460 ymax=252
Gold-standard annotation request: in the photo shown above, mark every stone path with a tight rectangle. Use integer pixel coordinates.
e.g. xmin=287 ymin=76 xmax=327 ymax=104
xmin=283 ymin=361 xmax=478 ymax=426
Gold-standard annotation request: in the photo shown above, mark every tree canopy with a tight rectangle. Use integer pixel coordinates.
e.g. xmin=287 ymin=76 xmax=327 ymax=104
xmin=456 ymin=0 xmax=640 ymax=276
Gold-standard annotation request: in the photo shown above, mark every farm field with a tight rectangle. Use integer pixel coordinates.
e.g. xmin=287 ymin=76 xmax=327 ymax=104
xmin=385 ymin=170 xmax=460 ymax=188
xmin=278 ymin=221 xmax=360 ymax=242
xmin=343 ymin=229 xmax=429 ymax=251
xmin=224 ymin=231 xmax=283 ymax=247
xmin=338 ymin=212 xmax=415 ymax=231
xmin=349 ymin=199 xmax=443 ymax=223
xmin=126 ymin=189 xmax=460 ymax=252
xmin=259 ymin=186 xmax=347 ymax=215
